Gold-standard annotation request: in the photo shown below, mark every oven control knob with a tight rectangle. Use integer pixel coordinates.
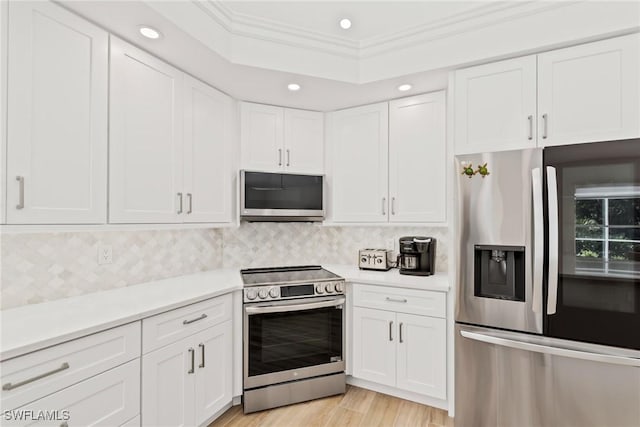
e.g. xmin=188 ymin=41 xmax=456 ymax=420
xmin=269 ymin=288 xmax=279 ymax=298
xmin=258 ymin=288 xmax=269 ymax=299
xmin=246 ymin=289 xmax=257 ymax=300
xmin=335 ymin=283 xmax=344 ymax=293
xmin=315 ymin=284 xmax=324 ymax=294
xmin=325 ymin=282 xmax=335 ymax=293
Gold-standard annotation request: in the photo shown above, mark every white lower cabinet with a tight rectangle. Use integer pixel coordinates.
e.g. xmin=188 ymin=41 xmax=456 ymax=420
xmin=352 ymin=285 xmax=447 ymax=401
xmin=142 ymin=320 xmax=232 ymax=427
xmin=6 ymin=359 xmax=140 ymax=427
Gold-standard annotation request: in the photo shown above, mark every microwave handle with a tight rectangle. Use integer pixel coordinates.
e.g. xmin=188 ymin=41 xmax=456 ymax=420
xmin=245 ymin=297 xmax=345 ymax=315
xmin=531 ymin=168 xmax=543 ymax=313
xmin=546 ymin=166 xmax=559 ymax=315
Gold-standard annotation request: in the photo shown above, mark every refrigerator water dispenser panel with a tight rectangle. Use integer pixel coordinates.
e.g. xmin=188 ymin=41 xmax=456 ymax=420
xmin=474 ymin=245 xmax=525 ymax=301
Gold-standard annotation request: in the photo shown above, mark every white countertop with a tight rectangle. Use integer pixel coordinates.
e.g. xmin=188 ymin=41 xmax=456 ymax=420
xmin=0 ymin=265 xmax=449 ymax=361
xmin=325 ymin=264 xmax=450 ymax=292
xmin=0 ymin=269 xmax=243 ymax=361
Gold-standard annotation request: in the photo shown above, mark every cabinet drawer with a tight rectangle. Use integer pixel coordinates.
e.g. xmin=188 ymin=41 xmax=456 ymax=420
xmin=6 ymin=359 xmax=140 ymax=427
xmin=1 ymin=322 xmax=141 ymax=410
xmin=142 ymin=294 xmax=232 ymax=354
xmin=352 ymin=284 xmax=446 ymax=318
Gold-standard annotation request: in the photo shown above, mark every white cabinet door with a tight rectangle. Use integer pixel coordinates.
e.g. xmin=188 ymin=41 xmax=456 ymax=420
xmin=141 ymin=339 xmax=195 ymax=427
xmin=109 ymin=37 xmax=183 ymax=224
xmin=183 ymin=75 xmax=233 ymax=223
xmin=194 ymin=322 xmax=232 ymax=426
xmin=389 ymin=92 xmax=446 ymax=223
xmin=6 ymin=1 xmax=108 ymax=224
xmin=454 ymin=56 xmax=537 ymax=154
xmin=240 ymin=102 xmax=284 ymax=171
xmin=12 ymin=359 xmax=140 ymax=427
xmin=328 ymin=103 xmax=389 ymax=222
xmin=352 ymin=307 xmax=396 ymax=387
xmin=396 ymin=313 xmax=446 ymax=399
xmin=283 ymin=109 xmax=324 ymax=174
xmin=538 ymin=33 xmax=640 ymax=146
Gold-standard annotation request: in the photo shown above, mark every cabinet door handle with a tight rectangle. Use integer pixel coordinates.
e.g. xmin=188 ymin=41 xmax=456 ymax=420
xmin=188 ymin=348 xmax=195 ymax=374
xmin=16 ymin=176 xmax=25 ymax=209
xmin=386 ymin=297 xmax=407 ymax=303
xmin=183 ymin=313 xmax=207 ymax=325
xmin=286 ymin=149 xmax=290 ymax=167
xmin=389 ymin=321 xmax=394 ymax=341
xmin=399 ymin=322 xmax=404 ymax=343
xmin=278 ymin=149 xmax=282 ymax=166
xmin=527 ymin=115 xmax=533 ymax=140
xmin=177 ymin=192 xmax=183 ymax=214
xmin=391 ymin=197 xmax=396 ymax=215
xmin=186 ymin=193 xmax=193 ymax=214
xmin=199 ymin=343 xmax=205 ymax=368
xmin=382 ymin=197 xmax=386 ymax=215
xmin=2 ymin=362 xmax=69 ymax=391
xmin=542 ymin=114 xmax=548 ymax=139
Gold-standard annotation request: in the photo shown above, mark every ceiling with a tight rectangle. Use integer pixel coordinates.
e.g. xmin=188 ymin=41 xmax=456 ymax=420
xmin=219 ymin=1 xmax=483 ymax=44
xmin=57 ymin=1 xmax=639 ymax=111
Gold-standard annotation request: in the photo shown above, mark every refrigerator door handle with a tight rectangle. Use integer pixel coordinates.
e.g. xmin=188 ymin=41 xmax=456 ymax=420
xmin=460 ymin=330 xmax=640 ymax=367
xmin=531 ymin=168 xmax=544 ymax=313
xmin=546 ymin=166 xmax=559 ymax=315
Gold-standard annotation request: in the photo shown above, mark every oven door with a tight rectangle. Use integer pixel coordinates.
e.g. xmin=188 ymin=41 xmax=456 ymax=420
xmin=544 ymin=139 xmax=640 ymax=350
xmin=243 ymin=296 xmax=345 ymax=390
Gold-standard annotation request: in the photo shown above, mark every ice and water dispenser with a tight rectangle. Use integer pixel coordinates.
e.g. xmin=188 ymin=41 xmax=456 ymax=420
xmin=474 ymin=245 xmax=525 ymax=301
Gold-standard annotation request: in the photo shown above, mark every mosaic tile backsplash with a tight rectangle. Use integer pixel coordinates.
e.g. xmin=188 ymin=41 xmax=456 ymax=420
xmin=1 ymin=224 xmax=448 ymax=309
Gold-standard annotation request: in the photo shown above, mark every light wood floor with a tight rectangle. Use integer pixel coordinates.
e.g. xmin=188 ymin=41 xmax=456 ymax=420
xmin=209 ymin=385 xmax=454 ymax=427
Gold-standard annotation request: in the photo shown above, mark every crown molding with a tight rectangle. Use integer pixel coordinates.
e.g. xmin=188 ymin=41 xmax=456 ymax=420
xmin=193 ymin=0 xmax=580 ymax=60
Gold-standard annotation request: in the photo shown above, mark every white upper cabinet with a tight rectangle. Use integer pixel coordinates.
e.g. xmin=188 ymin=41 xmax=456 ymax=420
xmin=283 ymin=108 xmax=324 ymax=174
xmin=327 ymin=103 xmax=389 ymax=223
xmin=389 ymin=92 xmax=446 ymax=223
xmin=183 ymin=75 xmax=233 ymax=223
xmin=6 ymin=1 xmax=108 ymax=224
xmin=454 ymin=56 xmax=537 ymax=154
xmin=537 ymin=33 xmax=640 ymax=146
xmin=240 ymin=102 xmax=284 ymax=172
xmin=240 ymin=102 xmax=323 ymax=173
xmin=110 ymin=38 xmax=233 ymax=224
xmin=109 ymin=37 xmax=183 ymax=224
xmin=454 ymin=33 xmax=640 ymax=153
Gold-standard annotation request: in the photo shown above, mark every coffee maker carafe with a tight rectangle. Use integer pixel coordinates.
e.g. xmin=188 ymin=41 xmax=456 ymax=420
xmin=399 ymin=236 xmax=436 ymax=276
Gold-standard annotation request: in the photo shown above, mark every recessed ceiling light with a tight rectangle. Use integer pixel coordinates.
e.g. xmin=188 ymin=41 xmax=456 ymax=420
xmin=287 ymin=83 xmax=301 ymax=91
xmin=397 ymin=84 xmax=412 ymax=92
xmin=139 ymin=26 xmax=161 ymax=40
xmin=339 ymin=18 xmax=352 ymax=30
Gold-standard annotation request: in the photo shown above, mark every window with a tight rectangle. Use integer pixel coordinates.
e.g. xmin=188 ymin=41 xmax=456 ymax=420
xmin=575 ymin=185 xmax=640 ymax=276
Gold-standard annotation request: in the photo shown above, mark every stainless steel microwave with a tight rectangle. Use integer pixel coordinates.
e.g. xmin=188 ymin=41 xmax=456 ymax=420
xmin=240 ymin=170 xmax=325 ymax=221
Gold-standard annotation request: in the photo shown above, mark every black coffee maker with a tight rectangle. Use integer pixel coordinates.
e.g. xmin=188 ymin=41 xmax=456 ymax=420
xmin=399 ymin=236 xmax=436 ymax=276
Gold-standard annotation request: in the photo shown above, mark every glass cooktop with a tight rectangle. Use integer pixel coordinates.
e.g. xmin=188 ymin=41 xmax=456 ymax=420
xmin=240 ymin=265 xmax=342 ymax=286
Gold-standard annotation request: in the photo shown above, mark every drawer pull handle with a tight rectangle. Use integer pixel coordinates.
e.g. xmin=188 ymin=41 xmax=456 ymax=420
xmin=183 ymin=313 xmax=208 ymax=325
xmin=399 ymin=322 xmax=404 ymax=343
xmin=2 ymin=362 xmax=70 ymax=391
xmin=386 ymin=297 xmax=408 ymax=303
xmin=199 ymin=343 xmax=205 ymax=368
xmin=188 ymin=348 xmax=195 ymax=374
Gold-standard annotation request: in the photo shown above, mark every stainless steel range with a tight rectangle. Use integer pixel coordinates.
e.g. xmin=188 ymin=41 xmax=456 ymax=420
xmin=241 ymin=265 xmax=346 ymax=413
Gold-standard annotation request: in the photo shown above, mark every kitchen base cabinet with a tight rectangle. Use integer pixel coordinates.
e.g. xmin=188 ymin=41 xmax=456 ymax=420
xmin=141 ymin=321 xmax=232 ymax=427
xmin=351 ymin=285 xmax=447 ymax=404
xmin=9 ymin=359 xmax=140 ymax=427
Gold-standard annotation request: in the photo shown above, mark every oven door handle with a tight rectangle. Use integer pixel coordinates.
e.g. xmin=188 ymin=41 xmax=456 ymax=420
xmin=245 ymin=297 xmax=345 ymax=315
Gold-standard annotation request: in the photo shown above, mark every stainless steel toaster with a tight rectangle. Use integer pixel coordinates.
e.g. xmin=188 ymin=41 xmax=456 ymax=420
xmin=358 ymin=249 xmax=394 ymax=271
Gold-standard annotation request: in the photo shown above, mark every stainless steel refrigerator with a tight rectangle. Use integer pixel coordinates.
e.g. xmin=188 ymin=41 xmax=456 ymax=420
xmin=455 ymin=142 xmax=640 ymax=427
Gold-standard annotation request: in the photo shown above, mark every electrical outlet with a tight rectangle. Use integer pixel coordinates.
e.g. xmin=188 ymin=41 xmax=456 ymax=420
xmin=98 ymin=244 xmax=113 ymax=265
